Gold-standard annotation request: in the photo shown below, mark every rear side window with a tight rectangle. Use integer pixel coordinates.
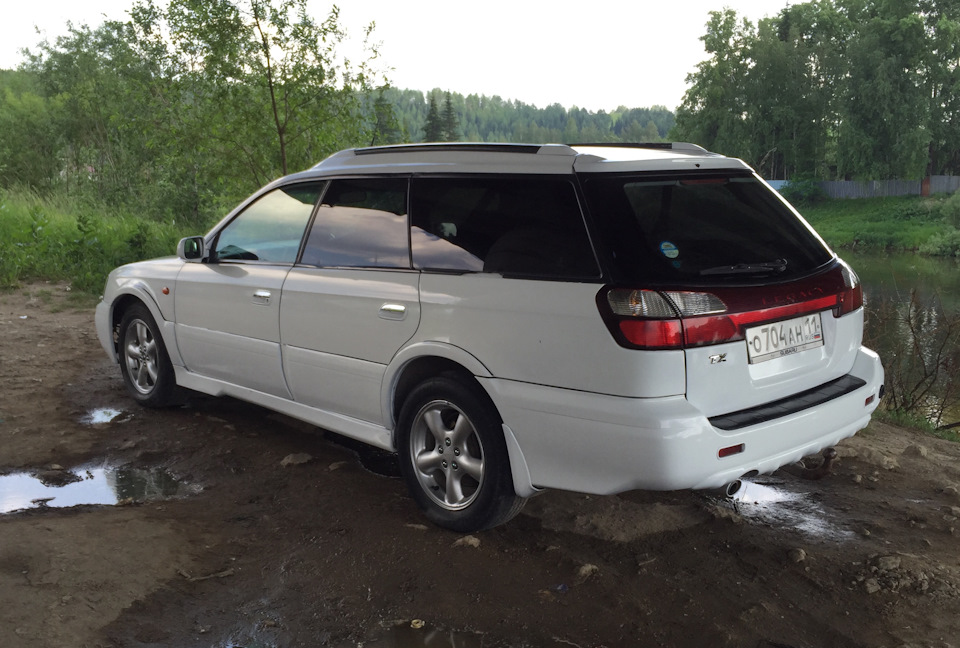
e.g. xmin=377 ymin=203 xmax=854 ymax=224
xmin=410 ymin=176 xmax=599 ymax=279
xmin=581 ymin=174 xmax=833 ymax=284
xmin=300 ymin=178 xmax=409 ymax=268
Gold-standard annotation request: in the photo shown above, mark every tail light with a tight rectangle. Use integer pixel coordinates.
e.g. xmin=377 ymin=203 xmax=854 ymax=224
xmin=599 ymin=261 xmax=863 ymax=350
xmin=836 ymin=260 xmax=863 ymax=316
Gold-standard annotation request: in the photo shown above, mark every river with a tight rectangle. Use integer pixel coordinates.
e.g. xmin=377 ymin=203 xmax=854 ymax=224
xmin=843 ymin=250 xmax=960 ymax=426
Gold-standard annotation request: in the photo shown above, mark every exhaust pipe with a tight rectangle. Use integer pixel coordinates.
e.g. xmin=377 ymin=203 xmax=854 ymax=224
xmin=724 ymin=479 xmax=743 ymax=499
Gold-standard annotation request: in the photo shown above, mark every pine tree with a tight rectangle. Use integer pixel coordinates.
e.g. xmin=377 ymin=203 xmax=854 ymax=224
xmin=441 ymin=92 xmax=459 ymax=142
xmin=423 ymin=94 xmax=444 ymax=142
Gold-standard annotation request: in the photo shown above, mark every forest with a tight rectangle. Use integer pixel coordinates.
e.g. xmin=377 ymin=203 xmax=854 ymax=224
xmin=672 ymin=0 xmax=960 ymax=182
xmin=0 ymin=0 xmax=957 ymax=228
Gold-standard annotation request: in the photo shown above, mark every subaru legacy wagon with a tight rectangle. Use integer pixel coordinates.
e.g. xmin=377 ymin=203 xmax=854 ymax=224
xmin=96 ymin=143 xmax=884 ymax=531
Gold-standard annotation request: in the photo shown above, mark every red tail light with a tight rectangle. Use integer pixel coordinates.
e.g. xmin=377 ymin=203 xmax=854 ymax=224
xmin=836 ymin=261 xmax=863 ymax=316
xmin=598 ymin=261 xmax=862 ymax=350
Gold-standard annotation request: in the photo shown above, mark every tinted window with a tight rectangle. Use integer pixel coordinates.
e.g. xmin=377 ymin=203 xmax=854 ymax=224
xmin=410 ymin=177 xmax=599 ymax=279
xmin=215 ymin=183 xmax=323 ymax=263
xmin=300 ymin=178 xmax=409 ymax=268
xmin=581 ymin=174 xmax=832 ymax=284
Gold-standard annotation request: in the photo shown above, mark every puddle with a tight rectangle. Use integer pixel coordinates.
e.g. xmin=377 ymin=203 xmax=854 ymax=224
xmin=732 ymin=479 xmax=853 ymax=540
xmin=364 ymin=624 xmax=490 ymax=648
xmin=0 ymin=465 xmax=194 ymax=514
xmin=83 ymin=408 xmax=125 ymax=424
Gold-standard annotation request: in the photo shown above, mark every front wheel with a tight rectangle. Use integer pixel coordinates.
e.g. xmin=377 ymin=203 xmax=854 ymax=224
xmin=117 ymin=304 xmax=177 ymax=408
xmin=397 ymin=375 xmax=525 ymax=532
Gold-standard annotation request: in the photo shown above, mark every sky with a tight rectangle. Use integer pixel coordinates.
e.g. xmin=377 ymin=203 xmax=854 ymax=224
xmin=0 ymin=0 xmax=791 ymax=112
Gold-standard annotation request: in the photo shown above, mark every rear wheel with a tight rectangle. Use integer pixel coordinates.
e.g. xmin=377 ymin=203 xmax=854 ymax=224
xmin=118 ymin=304 xmax=177 ymax=408
xmin=397 ymin=374 xmax=525 ymax=532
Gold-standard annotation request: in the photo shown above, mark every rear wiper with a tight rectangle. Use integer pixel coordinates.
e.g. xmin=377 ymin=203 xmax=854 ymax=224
xmin=700 ymin=259 xmax=787 ymax=276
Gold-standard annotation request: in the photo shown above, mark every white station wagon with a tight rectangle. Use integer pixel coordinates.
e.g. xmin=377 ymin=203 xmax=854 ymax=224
xmin=96 ymin=143 xmax=884 ymax=531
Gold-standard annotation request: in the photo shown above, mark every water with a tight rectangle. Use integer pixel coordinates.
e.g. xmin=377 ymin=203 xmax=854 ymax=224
xmin=844 ymin=251 xmax=960 ymax=425
xmin=845 ymin=251 xmax=960 ymax=309
xmin=732 ymin=479 xmax=853 ymax=540
xmin=83 ymin=408 xmax=124 ymax=424
xmin=0 ymin=465 xmax=193 ymax=514
xmin=362 ymin=624 xmax=490 ymax=648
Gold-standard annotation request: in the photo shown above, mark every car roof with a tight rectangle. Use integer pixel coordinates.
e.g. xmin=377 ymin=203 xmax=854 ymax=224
xmin=297 ymin=142 xmax=752 ymax=177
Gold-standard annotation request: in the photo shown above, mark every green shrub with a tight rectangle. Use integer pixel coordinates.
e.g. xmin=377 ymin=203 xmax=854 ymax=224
xmin=919 ymin=230 xmax=960 ymax=257
xmin=940 ymin=191 xmax=960 ymax=228
xmin=0 ymin=187 xmax=184 ymax=292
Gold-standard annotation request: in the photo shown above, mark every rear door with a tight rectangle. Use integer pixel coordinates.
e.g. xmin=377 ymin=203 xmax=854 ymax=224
xmin=580 ymin=173 xmax=861 ymax=416
xmin=280 ymin=177 xmax=420 ymax=424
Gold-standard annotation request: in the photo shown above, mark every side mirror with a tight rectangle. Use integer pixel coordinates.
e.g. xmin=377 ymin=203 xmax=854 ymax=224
xmin=177 ymin=236 xmax=207 ymax=262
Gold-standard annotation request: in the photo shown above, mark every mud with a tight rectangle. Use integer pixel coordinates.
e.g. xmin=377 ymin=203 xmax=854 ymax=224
xmin=2 ymin=282 xmax=960 ymax=648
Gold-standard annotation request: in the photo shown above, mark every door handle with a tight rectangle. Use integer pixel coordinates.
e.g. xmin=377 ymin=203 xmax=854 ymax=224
xmin=252 ymin=289 xmax=271 ymax=305
xmin=379 ymin=303 xmax=406 ymax=321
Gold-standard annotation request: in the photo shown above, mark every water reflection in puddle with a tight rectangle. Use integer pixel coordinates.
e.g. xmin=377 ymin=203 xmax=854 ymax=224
xmin=0 ymin=465 xmax=193 ymax=514
xmin=363 ymin=625 xmax=495 ymax=648
xmin=732 ymin=479 xmax=853 ymax=540
xmin=83 ymin=408 xmax=125 ymax=424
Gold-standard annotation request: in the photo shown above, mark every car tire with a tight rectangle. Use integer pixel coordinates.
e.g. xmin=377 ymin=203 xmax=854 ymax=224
xmin=397 ymin=373 xmax=526 ymax=532
xmin=118 ymin=303 xmax=177 ymax=408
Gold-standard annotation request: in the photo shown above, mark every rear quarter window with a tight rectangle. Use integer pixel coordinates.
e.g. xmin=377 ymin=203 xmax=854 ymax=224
xmin=410 ymin=176 xmax=600 ymax=280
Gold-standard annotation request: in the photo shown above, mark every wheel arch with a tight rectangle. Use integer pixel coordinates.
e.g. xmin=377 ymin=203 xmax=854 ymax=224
xmin=383 ymin=342 xmax=493 ymax=431
xmin=107 ymin=284 xmax=182 ymax=367
xmin=383 ymin=343 xmax=537 ymax=499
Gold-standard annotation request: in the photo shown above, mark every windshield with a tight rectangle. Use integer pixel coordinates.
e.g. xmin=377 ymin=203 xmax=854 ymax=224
xmin=580 ymin=173 xmax=833 ymax=285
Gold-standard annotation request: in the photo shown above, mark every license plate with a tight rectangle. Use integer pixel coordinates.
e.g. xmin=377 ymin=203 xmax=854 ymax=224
xmin=745 ymin=313 xmax=824 ymax=364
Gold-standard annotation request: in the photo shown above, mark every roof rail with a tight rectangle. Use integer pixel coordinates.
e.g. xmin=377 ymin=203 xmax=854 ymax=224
xmin=354 ymin=143 xmax=548 ymax=156
xmin=571 ymin=142 xmax=709 ymax=153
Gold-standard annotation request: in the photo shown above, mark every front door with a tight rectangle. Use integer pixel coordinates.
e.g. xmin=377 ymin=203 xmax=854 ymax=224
xmin=175 ymin=182 xmax=324 ymax=398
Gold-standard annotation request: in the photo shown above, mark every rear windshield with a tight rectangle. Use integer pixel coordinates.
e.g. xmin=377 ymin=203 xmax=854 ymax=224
xmin=580 ymin=174 xmax=833 ymax=284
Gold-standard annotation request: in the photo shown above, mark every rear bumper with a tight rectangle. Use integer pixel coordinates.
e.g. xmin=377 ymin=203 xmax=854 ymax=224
xmin=482 ymin=346 xmax=883 ymax=495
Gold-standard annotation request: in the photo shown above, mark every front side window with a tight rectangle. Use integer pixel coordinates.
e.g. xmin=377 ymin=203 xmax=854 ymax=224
xmin=214 ymin=183 xmax=324 ymax=264
xmin=300 ymin=178 xmax=409 ymax=268
xmin=410 ymin=176 xmax=600 ymax=279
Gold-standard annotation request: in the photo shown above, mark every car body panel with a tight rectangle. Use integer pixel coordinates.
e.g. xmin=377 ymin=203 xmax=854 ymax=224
xmin=416 ymin=274 xmax=687 ymax=398
xmin=684 ymin=309 xmax=865 ymax=418
xmin=280 ymin=267 xmax=421 ymax=423
xmin=174 ymin=262 xmax=292 ymax=398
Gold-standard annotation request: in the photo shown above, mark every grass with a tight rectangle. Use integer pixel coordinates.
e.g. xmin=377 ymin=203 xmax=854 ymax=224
xmin=874 ymin=407 xmax=960 ymax=443
xmin=0 ymin=187 xmax=190 ymax=293
xmin=799 ymin=195 xmax=950 ymax=251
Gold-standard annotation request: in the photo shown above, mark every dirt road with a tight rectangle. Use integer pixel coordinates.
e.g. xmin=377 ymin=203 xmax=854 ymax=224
xmin=2 ymin=283 xmax=959 ymax=648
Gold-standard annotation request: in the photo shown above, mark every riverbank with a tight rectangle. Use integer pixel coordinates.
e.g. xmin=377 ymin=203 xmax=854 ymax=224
xmin=802 ymin=194 xmax=956 ymax=252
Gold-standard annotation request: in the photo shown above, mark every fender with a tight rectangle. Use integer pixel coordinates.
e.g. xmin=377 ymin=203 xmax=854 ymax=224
xmin=104 ymin=277 xmax=184 ymax=368
xmin=381 ymin=340 xmax=493 ymax=429
xmin=381 ymin=341 xmax=538 ymax=498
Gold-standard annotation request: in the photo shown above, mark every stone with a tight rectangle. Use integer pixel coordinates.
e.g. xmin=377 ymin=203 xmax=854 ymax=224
xmin=453 ymin=535 xmax=480 ymax=548
xmin=864 ymin=578 xmax=881 ymax=594
xmin=280 ymin=453 xmax=312 ymax=467
xmin=577 ymin=563 xmax=599 ymax=582
xmin=902 ymin=444 xmax=929 ymax=458
xmin=788 ymin=548 xmax=807 ymax=563
xmin=876 ymin=555 xmax=902 ymax=571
